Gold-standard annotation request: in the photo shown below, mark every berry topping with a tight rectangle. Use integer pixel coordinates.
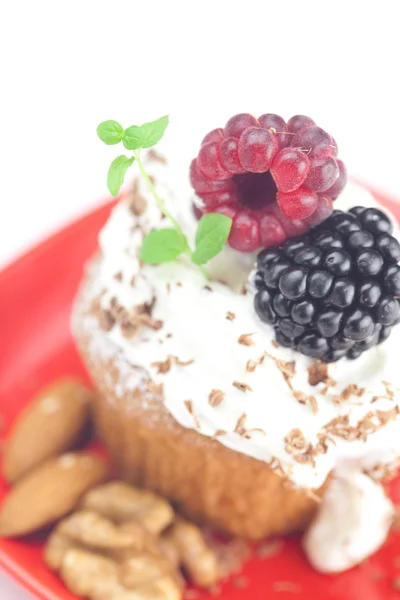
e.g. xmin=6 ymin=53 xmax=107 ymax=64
xmin=253 ymin=206 xmax=400 ymax=362
xmin=191 ymin=113 xmax=347 ymax=252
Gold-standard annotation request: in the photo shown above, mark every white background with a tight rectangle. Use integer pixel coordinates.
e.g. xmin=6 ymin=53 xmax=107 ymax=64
xmin=1 ymin=0 xmax=400 ymax=597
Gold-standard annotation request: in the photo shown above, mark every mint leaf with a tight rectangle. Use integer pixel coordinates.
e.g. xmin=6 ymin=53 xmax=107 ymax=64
xmin=140 ymin=228 xmax=186 ymax=264
xmin=140 ymin=115 xmax=169 ymax=148
xmin=107 ymin=155 xmax=135 ymax=196
xmin=123 ymin=125 xmax=143 ymax=150
xmin=192 ymin=213 xmax=232 ymax=265
xmin=97 ymin=120 xmax=125 ymax=145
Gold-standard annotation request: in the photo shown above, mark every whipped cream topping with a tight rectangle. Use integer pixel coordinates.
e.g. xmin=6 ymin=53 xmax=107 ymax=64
xmin=303 ymin=469 xmax=394 ymax=572
xmin=80 ymin=160 xmax=400 ymax=490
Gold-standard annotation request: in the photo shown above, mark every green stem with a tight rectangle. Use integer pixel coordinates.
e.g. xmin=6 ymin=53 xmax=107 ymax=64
xmin=134 ymin=149 xmax=211 ymax=281
xmin=134 ymin=150 xmax=182 ymax=234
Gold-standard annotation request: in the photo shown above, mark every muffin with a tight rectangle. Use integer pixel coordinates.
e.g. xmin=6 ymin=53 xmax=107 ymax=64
xmin=73 ymin=114 xmax=400 ymax=542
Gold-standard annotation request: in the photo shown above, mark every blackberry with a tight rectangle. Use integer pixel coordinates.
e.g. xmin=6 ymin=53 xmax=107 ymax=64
xmin=253 ymin=207 xmax=400 ymax=362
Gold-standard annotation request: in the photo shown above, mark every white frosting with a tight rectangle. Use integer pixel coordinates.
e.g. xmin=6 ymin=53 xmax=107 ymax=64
xmin=303 ymin=469 xmax=394 ymax=572
xmin=83 ymin=161 xmax=400 ymax=490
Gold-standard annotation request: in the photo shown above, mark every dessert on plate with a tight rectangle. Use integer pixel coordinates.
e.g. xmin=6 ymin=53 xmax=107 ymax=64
xmin=73 ymin=113 xmax=400 ymax=572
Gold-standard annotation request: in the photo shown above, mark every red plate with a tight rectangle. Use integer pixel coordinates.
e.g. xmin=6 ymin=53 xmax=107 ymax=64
xmin=2 ymin=191 xmax=400 ymax=600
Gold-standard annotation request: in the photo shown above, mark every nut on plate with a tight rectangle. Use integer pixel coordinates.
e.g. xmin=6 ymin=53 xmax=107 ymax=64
xmin=0 ymin=452 xmax=109 ymax=537
xmin=81 ymin=481 xmax=174 ymax=534
xmin=167 ymin=519 xmax=220 ymax=588
xmin=2 ymin=378 xmax=92 ymax=483
xmin=43 ymin=480 xmax=234 ymax=598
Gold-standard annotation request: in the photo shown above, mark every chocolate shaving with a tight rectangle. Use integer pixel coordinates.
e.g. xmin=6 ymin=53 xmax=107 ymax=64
xmin=265 ymin=352 xmax=296 ymax=380
xmin=377 ymin=406 xmax=399 ymax=424
xmin=234 ymin=413 xmax=247 ymax=434
xmin=284 ymin=428 xmax=316 ymax=466
xmin=307 ymin=361 xmax=336 ymax=388
xmin=151 ymin=355 xmax=194 ymax=374
xmin=209 ymin=389 xmax=225 ymax=407
xmin=203 ymin=285 xmax=213 ymax=292
xmin=332 ymin=383 xmax=365 ymax=404
xmin=293 ymin=390 xmax=318 ymax=414
xmin=184 ymin=400 xmax=200 ymax=428
xmin=323 ymin=407 xmax=400 ymax=442
xmin=232 ymin=381 xmax=253 ymax=393
xmin=314 ymin=433 xmax=334 ymax=454
xmin=246 ymin=355 xmax=265 ymax=373
xmin=147 ymin=148 xmax=167 ymax=164
xmin=120 ymin=311 xmax=163 ymax=339
xmin=151 ymin=357 xmax=172 ymax=374
xmin=127 ymin=179 xmax=147 ymax=216
xmin=269 ymin=457 xmax=286 ymax=478
xmin=241 ymin=284 xmax=248 ymax=296
xmin=212 ymin=429 xmax=227 ymax=439
xmin=271 ymin=339 xmax=279 ymax=349
xmin=293 ymin=453 xmax=316 ymax=466
xmin=99 ymin=309 xmax=115 ymax=332
xmin=382 ymin=380 xmax=395 ymax=400
xmin=238 ymin=333 xmax=255 ymax=347
xmin=284 ymin=428 xmax=308 ymax=453
xmin=174 ymin=356 xmax=195 ymax=366
xmin=110 ymin=296 xmax=129 ymax=320
xmin=120 ymin=319 xmax=138 ymax=339
xmin=136 ymin=313 xmax=163 ymax=330
xmin=226 ymin=311 xmax=236 ymax=321
xmin=241 ymin=428 xmax=266 ymax=439
xmin=91 ymin=297 xmax=111 ymax=330
xmin=113 ymin=271 xmax=123 ymax=282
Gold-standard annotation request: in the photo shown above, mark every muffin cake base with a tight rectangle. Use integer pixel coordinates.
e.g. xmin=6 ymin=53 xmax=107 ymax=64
xmin=74 ymin=273 xmax=326 ymax=540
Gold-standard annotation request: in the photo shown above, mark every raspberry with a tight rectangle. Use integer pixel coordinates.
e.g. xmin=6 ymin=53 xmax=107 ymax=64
xmin=270 ymin=148 xmax=310 ymax=193
xmin=287 ymin=115 xmax=315 ymax=133
xmin=224 ymin=113 xmax=259 ymax=138
xmin=197 ymin=141 xmax=230 ymax=181
xmin=258 ymin=114 xmax=288 ymax=149
xmin=191 ymin=113 xmax=347 ymax=252
xmin=238 ymin=127 xmax=278 ymax=173
xmin=201 ymin=128 xmax=223 ymax=145
xmin=277 ymin=187 xmax=318 ymax=220
xmin=292 ymin=126 xmax=333 ymax=159
xmin=253 ymin=207 xmax=400 ymax=362
xmin=304 ymin=157 xmax=340 ymax=192
xmin=229 ymin=213 xmax=261 ymax=252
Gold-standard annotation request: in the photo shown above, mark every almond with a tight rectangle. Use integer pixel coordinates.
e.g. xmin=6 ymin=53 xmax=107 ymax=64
xmin=0 ymin=452 xmax=109 ymax=537
xmin=3 ymin=378 xmax=92 ymax=483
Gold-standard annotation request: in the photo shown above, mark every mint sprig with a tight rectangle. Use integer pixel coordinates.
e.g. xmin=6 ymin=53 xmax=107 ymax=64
xmin=97 ymin=115 xmax=232 ymax=279
xmin=192 ymin=213 xmax=232 ymax=265
xmin=140 ymin=229 xmax=187 ymax=264
xmin=97 ymin=120 xmax=125 ymax=145
xmin=107 ymin=155 xmax=135 ymax=197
